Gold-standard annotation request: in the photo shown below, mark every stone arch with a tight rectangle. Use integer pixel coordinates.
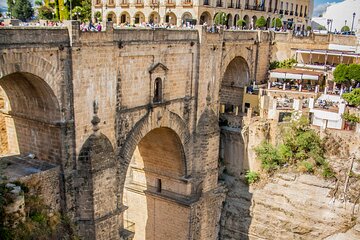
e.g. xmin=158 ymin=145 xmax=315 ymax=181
xmin=234 ymin=14 xmax=240 ymax=27
xmin=219 ymin=56 xmax=250 ymax=118
xmin=252 ymin=15 xmax=257 ymax=29
xmin=0 ymin=71 xmax=63 ymax=164
xmin=165 ymin=12 xmax=177 ymax=25
xmin=199 ymin=11 xmax=212 ymax=25
xmin=119 ymin=11 xmax=131 ymax=24
xmin=0 ymin=53 xmax=64 ymax=114
xmin=120 ymin=110 xmax=191 ymax=239
xmin=266 ymin=16 xmax=271 ymax=29
xmin=181 ymin=12 xmax=192 ymax=23
xmin=226 ymin=13 xmax=233 ymax=28
xmin=148 ymin=11 xmax=160 ymax=24
xmin=94 ymin=11 xmax=101 ymax=22
xmin=243 ymin=14 xmax=250 ymax=28
xmin=107 ymin=11 xmax=116 ymax=22
xmin=134 ymin=11 xmax=145 ymax=24
xmin=119 ymin=109 xmax=190 ymax=187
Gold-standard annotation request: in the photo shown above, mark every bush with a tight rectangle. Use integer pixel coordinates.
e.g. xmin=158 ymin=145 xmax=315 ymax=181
xmin=255 ymin=16 xmax=266 ymax=28
xmin=255 ymin=141 xmax=284 ymax=172
xmin=306 ymin=26 xmax=312 ymax=31
xmin=342 ymin=88 xmax=360 ymax=107
xmin=298 ymin=161 xmax=314 ymax=173
xmin=341 ymin=25 xmax=350 ymax=32
xmin=317 ymin=25 xmax=326 ymax=30
xmin=236 ymin=19 xmax=246 ymax=27
xmin=245 ymin=170 xmax=260 ymax=184
xmin=342 ymin=112 xmax=360 ymax=123
xmin=214 ymin=12 xmax=227 ymax=25
xmin=271 ymin=18 xmax=282 ymax=28
xmin=347 ymin=64 xmax=360 ymax=82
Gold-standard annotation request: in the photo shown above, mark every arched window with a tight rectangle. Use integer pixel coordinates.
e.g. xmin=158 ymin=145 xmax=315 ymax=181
xmin=153 ymin=77 xmax=162 ymax=103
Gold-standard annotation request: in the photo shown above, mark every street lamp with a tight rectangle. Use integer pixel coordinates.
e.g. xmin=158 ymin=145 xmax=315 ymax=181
xmin=327 ymin=19 xmax=333 ymax=33
xmin=351 ymin=12 xmax=356 ymax=33
xmin=327 ymin=19 xmax=331 ymax=32
xmin=52 ymin=12 xmax=55 ymax=20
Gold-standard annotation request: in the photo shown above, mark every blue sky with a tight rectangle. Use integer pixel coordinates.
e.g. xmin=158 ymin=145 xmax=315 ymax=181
xmin=313 ymin=0 xmax=344 ymax=16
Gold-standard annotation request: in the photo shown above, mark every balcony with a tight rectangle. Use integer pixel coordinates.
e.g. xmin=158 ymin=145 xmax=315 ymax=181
xmin=285 ymin=10 xmax=289 ymax=15
xmin=279 ymin=9 xmax=283 ymax=14
xmin=107 ymin=2 xmax=115 ymax=7
xmin=134 ymin=1 xmax=144 ymax=7
xmin=290 ymin=10 xmax=293 ymax=15
xmin=229 ymin=3 xmax=234 ymax=8
xmin=94 ymin=3 xmax=102 ymax=8
xmin=150 ymin=1 xmax=159 ymax=7
xmin=120 ymin=2 xmax=129 ymax=7
xmin=295 ymin=12 xmax=298 ymax=16
xmin=182 ymin=0 xmax=192 ymax=7
xmin=166 ymin=1 xmax=176 ymax=7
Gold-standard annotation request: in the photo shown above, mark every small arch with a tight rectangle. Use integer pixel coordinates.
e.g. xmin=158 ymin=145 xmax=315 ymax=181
xmin=134 ymin=11 xmax=145 ymax=24
xmin=243 ymin=15 xmax=250 ymax=29
xmin=94 ymin=11 xmax=102 ymax=23
xmin=165 ymin=12 xmax=177 ymax=26
xmin=252 ymin=15 xmax=257 ymax=29
xmin=234 ymin=14 xmax=239 ymax=27
xmin=120 ymin=11 xmax=131 ymax=24
xmin=226 ymin=13 xmax=233 ymax=28
xmin=107 ymin=11 xmax=116 ymax=22
xmin=149 ymin=11 xmax=160 ymax=24
xmin=199 ymin=11 xmax=212 ymax=25
xmin=153 ymin=77 xmax=162 ymax=103
xmin=181 ymin=12 xmax=192 ymax=23
xmin=266 ymin=17 xmax=271 ymax=29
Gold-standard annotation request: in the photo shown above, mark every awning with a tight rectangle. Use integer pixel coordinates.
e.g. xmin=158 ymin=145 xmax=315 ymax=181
xmin=270 ymin=70 xmax=320 ymax=80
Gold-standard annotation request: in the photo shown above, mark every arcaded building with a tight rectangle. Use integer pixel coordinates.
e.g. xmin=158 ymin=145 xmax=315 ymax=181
xmin=92 ymin=0 xmax=313 ymax=29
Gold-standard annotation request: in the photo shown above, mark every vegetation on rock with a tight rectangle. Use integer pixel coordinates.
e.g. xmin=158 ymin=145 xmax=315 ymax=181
xmin=269 ymin=58 xmax=297 ymax=70
xmin=255 ymin=117 xmax=334 ymax=178
xmin=245 ymin=170 xmax=260 ymax=184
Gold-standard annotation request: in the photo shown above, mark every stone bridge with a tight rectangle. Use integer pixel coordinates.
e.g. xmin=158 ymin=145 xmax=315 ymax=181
xmin=0 ymin=22 xmax=356 ymax=240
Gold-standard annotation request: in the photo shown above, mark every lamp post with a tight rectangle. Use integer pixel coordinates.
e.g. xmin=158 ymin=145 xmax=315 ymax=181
xmin=52 ymin=12 xmax=55 ymax=20
xmin=351 ymin=12 xmax=356 ymax=33
xmin=327 ymin=19 xmax=331 ymax=32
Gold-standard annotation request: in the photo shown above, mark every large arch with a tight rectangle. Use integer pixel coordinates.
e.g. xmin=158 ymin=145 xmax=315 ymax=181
xmin=0 ymin=72 xmax=62 ymax=164
xmin=148 ymin=11 xmax=160 ymax=24
xmin=226 ymin=13 xmax=233 ymax=28
xmin=252 ymin=15 xmax=257 ymax=29
xmin=243 ymin=15 xmax=250 ymax=29
xmin=107 ymin=11 xmax=116 ymax=22
xmin=133 ymin=11 xmax=145 ymax=24
xmin=199 ymin=11 xmax=212 ymax=25
xmin=181 ymin=12 xmax=192 ymax=24
xmin=234 ymin=14 xmax=240 ymax=28
xmin=165 ymin=12 xmax=177 ymax=26
xmin=120 ymin=110 xmax=191 ymax=240
xmin=120 ymin=11 xmax=131 ymax=24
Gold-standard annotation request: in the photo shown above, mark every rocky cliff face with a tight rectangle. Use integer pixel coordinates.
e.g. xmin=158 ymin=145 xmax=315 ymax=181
xmin=219 ymin=120 xmax=360 ymax=240
xmin=220 ymin=173 xmax=360 ymax=240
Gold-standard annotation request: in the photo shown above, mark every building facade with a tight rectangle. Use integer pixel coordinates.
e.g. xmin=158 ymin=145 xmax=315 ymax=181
xmin=92 ymin=0 xmax=313 ymax=29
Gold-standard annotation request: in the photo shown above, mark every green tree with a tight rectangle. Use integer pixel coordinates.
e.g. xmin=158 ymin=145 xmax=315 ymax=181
xmin=214 ymin=12 xmax=227 ymax=25
xmin=271 ymin=17 xmax=282 ymax=28
xmin=341 ymin=25 xmax=350 ymax=32
xmin=6 ymin=0 xmax=15 ymax=17
xmin=35 ymin=0 xmax=43 ymax=6
xmin=346 ymin=64 xmax=360 ymax=82
xmin=236 ymin=19 xmax=246 ymax=28
xmin=255 ymin=16 xmax=266 ymax=28
xmin=72 ymin=6 xmax=83 ymax=20
xmin=38 ymin=5 xmax=53 ymax=20
xmin=12 ymin=0 xmax=34 ymax=21
xmin=81 ymin=0 xmax=91 ymax=21
xmin=333 ymin=64 xmax=349 ymax=84
xmin=342 ymin=89 xmax=360 ymax=106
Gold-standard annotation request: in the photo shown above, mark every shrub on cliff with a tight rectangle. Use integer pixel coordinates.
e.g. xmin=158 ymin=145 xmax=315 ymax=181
xmin=342 ymin=89 xmax=360 ymax=107
xmin=255 ymin=117 xmax=333 ymax=178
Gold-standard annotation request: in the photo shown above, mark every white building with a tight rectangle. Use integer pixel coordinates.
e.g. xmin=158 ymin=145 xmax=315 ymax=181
xmin=312 ymin=0 xmax=360 ymax=32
